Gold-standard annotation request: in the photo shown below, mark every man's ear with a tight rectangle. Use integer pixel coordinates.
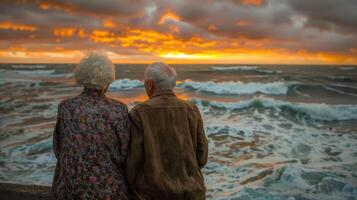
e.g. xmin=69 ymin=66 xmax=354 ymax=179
xmin=145 ymin=79 xmax=152 ymax=90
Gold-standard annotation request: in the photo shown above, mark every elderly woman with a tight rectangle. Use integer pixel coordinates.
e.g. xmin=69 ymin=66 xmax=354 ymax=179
xmin=52 ymin=54 xmax=130 ymax=200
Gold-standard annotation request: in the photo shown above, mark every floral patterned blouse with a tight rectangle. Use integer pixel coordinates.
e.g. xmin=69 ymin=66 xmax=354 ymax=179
xmin=52 ymin=88 xmax=130 ymax=200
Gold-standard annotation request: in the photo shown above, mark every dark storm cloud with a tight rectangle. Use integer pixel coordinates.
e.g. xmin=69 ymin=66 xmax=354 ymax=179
xmin=0 ymin=3 xmax=100 ymax=30
xmin=289 ymin=0 xmax=357 ymax=33
xmin=49 ymin=0 xmax=147 ymax=15
xmin=0 ymin=0 xmax=148 ymax=16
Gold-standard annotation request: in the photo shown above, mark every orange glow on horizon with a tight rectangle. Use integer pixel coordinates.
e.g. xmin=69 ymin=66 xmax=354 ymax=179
xmin=0 ymin=47 xmax=356 ymax=64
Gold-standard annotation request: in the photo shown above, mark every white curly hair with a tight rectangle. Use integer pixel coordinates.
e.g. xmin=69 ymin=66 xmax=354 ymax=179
xmin=74 ymin=53 xmax=115 ymax=90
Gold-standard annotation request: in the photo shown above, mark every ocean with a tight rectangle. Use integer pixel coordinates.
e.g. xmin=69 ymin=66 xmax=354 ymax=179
xmin=1 ymin=64 xmax=357 ymax=200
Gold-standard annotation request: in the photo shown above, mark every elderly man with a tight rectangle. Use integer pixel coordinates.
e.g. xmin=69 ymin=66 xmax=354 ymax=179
xmin=126 ymin=62 xmax=208 ymax=200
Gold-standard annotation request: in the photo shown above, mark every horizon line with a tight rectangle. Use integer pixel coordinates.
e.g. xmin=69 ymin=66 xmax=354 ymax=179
xmin=1 ymin=62 xmax=357 ymax=66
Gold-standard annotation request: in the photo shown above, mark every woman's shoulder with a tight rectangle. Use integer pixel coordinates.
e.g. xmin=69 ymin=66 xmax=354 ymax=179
xmin=104 ymin=96 xmax=128 ymax=110
xmin=57 ymin=95 xmax=82 ymax=110
xmin=58 ymin=97 xmax=76 ymax=105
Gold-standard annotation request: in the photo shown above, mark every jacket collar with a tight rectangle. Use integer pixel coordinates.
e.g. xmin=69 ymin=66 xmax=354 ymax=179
xmin=150 ymin=90 xmax=176 ymax=99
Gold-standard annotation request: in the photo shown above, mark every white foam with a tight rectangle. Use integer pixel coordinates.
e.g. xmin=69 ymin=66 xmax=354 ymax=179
xmin=109 ymin=78 xmax=144 ymax=90
xmin=179 ymin=80 xmax=292 ymax=95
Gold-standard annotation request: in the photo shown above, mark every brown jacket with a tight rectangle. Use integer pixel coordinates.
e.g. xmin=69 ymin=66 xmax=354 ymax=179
xmin=125 ymin=90 xmax=208 ymax=200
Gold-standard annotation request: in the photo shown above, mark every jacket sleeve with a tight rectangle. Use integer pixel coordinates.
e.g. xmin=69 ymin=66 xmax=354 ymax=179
xmin=53 ymin=104 xmax=62 ymax=159
xmin=125 ymin=109 xmax=144 ymax=187
xmin=196 ymin=108 xmax=208 ymax=168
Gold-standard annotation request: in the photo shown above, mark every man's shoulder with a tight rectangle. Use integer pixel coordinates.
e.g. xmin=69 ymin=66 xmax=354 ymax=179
xmin=129 ymin=96 xmax=200 ymax=114
xmin=177 ymin=98 xmax=200 ymax=112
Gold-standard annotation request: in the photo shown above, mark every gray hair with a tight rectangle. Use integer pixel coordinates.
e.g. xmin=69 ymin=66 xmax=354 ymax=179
xmin=145 ymin=62 xmax=177 ymax=90
xmin=74 ymin=53 xmax=115 ymax=90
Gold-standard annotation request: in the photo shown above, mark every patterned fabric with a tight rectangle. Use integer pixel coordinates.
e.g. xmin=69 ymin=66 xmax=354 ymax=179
xmin=52 ymin=88 xmax=130 ymax=200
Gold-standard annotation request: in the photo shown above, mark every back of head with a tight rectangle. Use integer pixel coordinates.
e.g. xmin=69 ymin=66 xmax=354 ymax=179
xmin=145 ymin=62 xmax=177 ymax=91
xmin=74 ymin=53 xmax=115 ymax=90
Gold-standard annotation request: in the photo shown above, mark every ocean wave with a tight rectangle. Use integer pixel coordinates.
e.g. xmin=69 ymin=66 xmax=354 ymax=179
xmin=0 ymin=69 xmax=66 ymax=77
xmin=109 ymin=78 xmax=144 ymax=90
xmin=211 ymin=66 xmax=258 ymax=71
xmin=25 ymin=70 xmax=54 ymax=76
xmin=326 ymin=76 xmax=356 ymax=83
xmin=339 ymin=66 xmax=355 ymax=70
xmin=258 ymin=69 xmax=282 ymax=74
xmin=322 ymin=85 xmax=357 ymax=97
xmin=179 ymin=80 xmax=292 ymax=95
xmin=211 ymin=66 xmax=282 ymax=74
xmin=12 ymin=64 xmax=47 ymax=69
xmin=193 ymin=97 xmax=357 ymax=121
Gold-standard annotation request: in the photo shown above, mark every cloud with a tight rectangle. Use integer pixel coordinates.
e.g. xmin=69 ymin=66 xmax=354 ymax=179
xmin=0 ymin=21 xmax=37 ymax=31
xmin=289 ymin=0 xmax=357 ymax=33
xmin=0 ymin=0 xmax=356 ymax=63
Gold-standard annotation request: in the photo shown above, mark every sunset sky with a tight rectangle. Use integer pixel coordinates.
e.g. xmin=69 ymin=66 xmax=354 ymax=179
xmin=0 ymin=0 xmax=357 ymax=64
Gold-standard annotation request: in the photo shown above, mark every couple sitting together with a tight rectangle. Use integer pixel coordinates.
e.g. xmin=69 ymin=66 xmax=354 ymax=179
xmin=52 ymin=53 xmax=208 ymax=200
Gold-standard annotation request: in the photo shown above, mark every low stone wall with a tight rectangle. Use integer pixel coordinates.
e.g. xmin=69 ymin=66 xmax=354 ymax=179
xmin=0 ymin=183 xmax=53 ymax=200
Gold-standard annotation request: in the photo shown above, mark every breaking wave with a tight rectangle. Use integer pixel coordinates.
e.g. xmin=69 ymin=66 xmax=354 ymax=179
xmin=193 ymin=97 xmax=357 ymax=121
xmin=211 ymin=66 xmax=282 ymax=74
xmin=339 ymin=66 xmax=355 ymax=70
xmin=109 ymin=78 xmax=144 ymax=90
xmin=0 ymin=69 xmax=67 ymax=77
xmin=12 ymin=64 xmax=47 ymax=69
xmin=179 ymin=80 xmax=292 ymax=95
xmin=212 ymin=66 xmax=258 ymax=71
